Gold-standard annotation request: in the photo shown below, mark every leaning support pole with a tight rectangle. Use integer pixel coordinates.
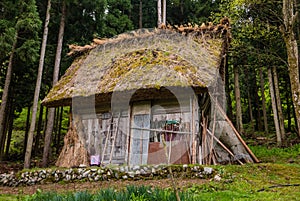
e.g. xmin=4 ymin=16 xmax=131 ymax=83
xmin=208 ymin=93 xmax=260 ymax=163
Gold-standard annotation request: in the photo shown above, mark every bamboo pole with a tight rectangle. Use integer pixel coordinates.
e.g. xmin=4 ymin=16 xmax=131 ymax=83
xmin=209 ymin=93 xmax=260 ymax=163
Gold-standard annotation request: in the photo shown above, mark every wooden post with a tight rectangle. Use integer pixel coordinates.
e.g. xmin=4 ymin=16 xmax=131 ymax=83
xmin=201 ymin=114 xmax=207 ymax=164
xmin=190 ymin=96 xmax=196 ymax=164
xmin=124 ymin=105 xmax=131 ymax=165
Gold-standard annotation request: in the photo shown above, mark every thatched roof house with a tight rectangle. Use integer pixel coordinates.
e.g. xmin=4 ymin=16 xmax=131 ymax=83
xmin=43 ymin=18 xmax=258 ymax=168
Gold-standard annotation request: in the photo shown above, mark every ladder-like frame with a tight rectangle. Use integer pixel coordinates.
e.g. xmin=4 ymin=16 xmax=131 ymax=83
xmin=100 ymin=113 xmax=121 ymax=165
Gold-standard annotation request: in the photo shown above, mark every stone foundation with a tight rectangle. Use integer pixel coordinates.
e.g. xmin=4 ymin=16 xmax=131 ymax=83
xmin=0 ymin=164 xmax=215 ymax=187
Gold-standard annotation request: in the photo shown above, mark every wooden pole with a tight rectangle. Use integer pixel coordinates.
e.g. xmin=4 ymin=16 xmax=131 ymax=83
xmin=208 ymin=97 xmax=217 ymax=164
xmin=124 ymin=105 xmax=131 ymax=165
xmin=201 ymin=114 xmax=207 ymax=164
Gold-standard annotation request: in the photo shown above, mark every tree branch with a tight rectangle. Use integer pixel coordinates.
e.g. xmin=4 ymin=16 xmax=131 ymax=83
xmin=257 ymin=184 xmax=300 ymax=192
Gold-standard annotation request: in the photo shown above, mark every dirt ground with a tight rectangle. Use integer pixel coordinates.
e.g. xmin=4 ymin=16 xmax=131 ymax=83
xmin=0 ymin=178 xmax=208 ymax=195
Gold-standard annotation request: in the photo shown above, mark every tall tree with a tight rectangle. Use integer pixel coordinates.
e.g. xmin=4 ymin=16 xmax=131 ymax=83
xmin=0 ymin=32 xmax=17 ymax=158
xmin=268 ymin=67 xmax=282 ymax=146
xmin=24 ymin=0 xmax=51 ymax=169
xmin=272 ymin=66 xmax=285 ymax=142
xmin=42 ymin=0 xmax=65 ymax=167
xmin=0 ymin=0 xmax=41 ymax=159
xmin=234 ymin=65 xmax=244 ymax=133
xmin=162 ymin=0 xmax=166 ymax=24
xmin=157 ymin=0 xmax=162 ymax=26
xmin=259 ymin=67 xmax=269 ymax=134
xmin=281 ymin=0 xmax=300 ymax=137
xmin=139 ymin=0 xmax=142 ymax=28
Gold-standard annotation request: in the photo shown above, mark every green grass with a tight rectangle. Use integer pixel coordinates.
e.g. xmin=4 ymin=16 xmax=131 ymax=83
xmin=0 ymin=194 xmax=19 ymax=201
xmin=250 ymin=143 xmax=300 ymax=163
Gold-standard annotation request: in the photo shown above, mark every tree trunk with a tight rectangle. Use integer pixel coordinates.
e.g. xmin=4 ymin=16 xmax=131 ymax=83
xmin=234 ymin=65 xmax=244 ymax=133
xmin=4 ymin=102 xmax=14 ymax=159
xmin=42 ymin=0 xmax=65 ymax=167
xmin=268 ymin=68 xmax=282 ymax=146
xmin=0 ymin=32 xmax=18 ymax=159
xmin=281 ymin=0 xmax=300 ymax=137
xmin=162 ymin=0 xmax=166 ymax=25
xmin=254 ymin=83 xmax=263 ymax=131
xmin=285 ymin=79 xmax=291 ymax=131
xmin=139 ymin=0 xmax=142 ymax=28
xmin=23 ymin=106 xmax=31 ymax=157
xmin=0 ymin=101 xmax=10 ymax=157
xmin=244 ymin=65 xmax=254 ymax=130
xmin=54 ymin=108 xmax=60 ymax=149
xmin=56 ymin=106 xmax=63 ymax=154
xmin=24 ymin=0 xmax=51 ymax=168
xmin=272 ymin=67 xmax=286 ymax=142
xmin=259 ymin=67 xmax=269 ymax=134
xmin=33 ymin=105 xmax=44 ymax=157
xmin=225 ymin=56 xmax=233 ymax=120
xmin=157 ymin=0 xmax=162 ymax=26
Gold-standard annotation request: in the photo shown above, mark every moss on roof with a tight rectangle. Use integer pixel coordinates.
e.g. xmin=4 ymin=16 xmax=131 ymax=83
xmin=42 ymin=22 xmax=230 ymax=107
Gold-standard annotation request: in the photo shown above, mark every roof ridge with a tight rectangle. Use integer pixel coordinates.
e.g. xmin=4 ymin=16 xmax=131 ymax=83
xmin=68 ymin=17 xmax=231 ymax=57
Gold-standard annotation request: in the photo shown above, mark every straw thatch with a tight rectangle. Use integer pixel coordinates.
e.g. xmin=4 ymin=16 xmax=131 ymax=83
xmin=42 ymin=19 xmax=230 ymax=107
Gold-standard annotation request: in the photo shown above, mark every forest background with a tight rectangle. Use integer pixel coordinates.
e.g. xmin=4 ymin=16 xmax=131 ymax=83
xmin=0 ymin=0 xmax=299 ymax=169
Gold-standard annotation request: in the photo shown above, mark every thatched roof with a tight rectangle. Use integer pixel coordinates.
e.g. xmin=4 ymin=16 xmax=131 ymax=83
xmin=42 ymin=19 xmax=231 ymax=107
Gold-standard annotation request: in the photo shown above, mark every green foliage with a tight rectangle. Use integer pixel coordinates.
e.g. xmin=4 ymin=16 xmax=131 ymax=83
xmin=15 ymin=39 xmax=40 ymax=64
xmin=23 ymin=189 xmax=64 ymax=201
xmin=0 ymin=194 xmax=19 ymax=201
xmin=130 ymin=0 xmax=156 ymax=29
xmin=168 ymin=0 xmax=221 ymax=25
xmin=102 ymin=0 xmax=133 ymax=37
xmin=7 ymin=131 xmax=25 ymax=159
xmin=0 ymin=26 xmax=15 ymax=59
